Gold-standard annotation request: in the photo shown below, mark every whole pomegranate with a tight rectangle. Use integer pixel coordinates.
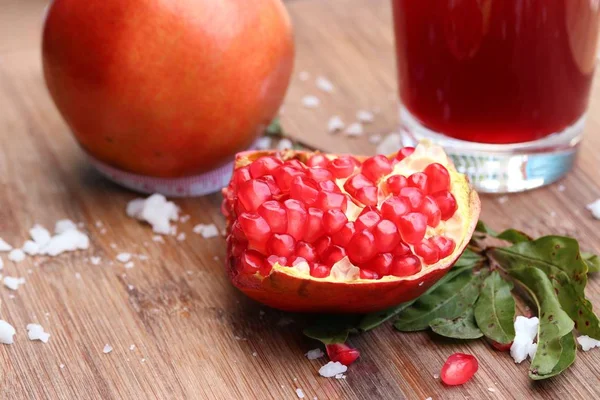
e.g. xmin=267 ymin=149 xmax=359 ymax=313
xmin=42 ymin=0 xmax=294 ymax=178
xmin=222 ymin=142 xmax=480 ymax=313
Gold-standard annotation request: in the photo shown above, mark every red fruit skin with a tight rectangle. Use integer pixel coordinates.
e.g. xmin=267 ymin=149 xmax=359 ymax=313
xmin=440 ymin=353 xmax=478 ymax=386
xmin=326 ymin=343 xmax=360 ymax=366
xmin=42 ymin=0 xmax=294 ymax=177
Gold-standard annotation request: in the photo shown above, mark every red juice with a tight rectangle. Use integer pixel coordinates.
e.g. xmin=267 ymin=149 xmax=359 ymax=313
xmin=392 ymin=0 xmax=600 ymax=144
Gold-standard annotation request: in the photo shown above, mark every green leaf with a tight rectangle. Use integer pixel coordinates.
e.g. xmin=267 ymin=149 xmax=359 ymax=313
xmin=490 ymin=236 xmax=600 ymax=340
xmin=508 ymin=267 xmax=575 ymax=379
xmin=265 ymin=117 xmax=283 ymax=137
xmin=583 ymin=252 xmax=600 ymax=273
xmin=476 ymin=220 xmax=498 ymax=236
xmin=358 ymin=301 xmax=414 ymax=332
xmin=474 ymin=271 xmax=516 ymax=344
xmin=496 ymin=229 xmax=532 ymax=244
xmin=430 ymin=308 xmax=483 ymax=339
xmin=394 ymin=269 xmax=487 ymax=332
xmin=453 ymin=248 xmax=484 ymax=267
xmin=303 ymin=314 xmax=361 ymax=344
xmin=530 ymin=333 xmax=577 ymax=380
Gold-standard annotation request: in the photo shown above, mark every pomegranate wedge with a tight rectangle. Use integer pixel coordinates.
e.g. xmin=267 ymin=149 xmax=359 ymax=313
xmin=222 ymin=142 xmax=480 ymax=313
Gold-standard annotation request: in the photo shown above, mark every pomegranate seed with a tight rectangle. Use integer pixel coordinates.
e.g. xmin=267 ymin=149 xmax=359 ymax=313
xmin=398 ymin=212 xmax=427 ymax=244
xmin=307 ymin=167 xmax=334 ymax=182
xmin=307 ymin=154 xmax=329 ymax=168
xmin=321 ymin=245 xmax=347 ymax=266
xmin=489 ymin=340 xmax=512 ymax=352
xmin=259 ymin=175 xmax=281 ymax=196
xmin=414 ymin=240 xmax=440 ymax=264
xmin=240 ymin=250 xmax=266 ymax=274
xmin=440 ymin=353 xmax=478 ymax=386
xmin=355 ymin=208 xmax=382 ymax=232
xmin=325 ymin=343 xmax=360 ymax=366
xmin=266 ymin=255 xmax=287 ymax=267
xmin=290 ymin=176 xmax=319 ymax=205
xmin=395 ymin=146 xmax=415 ymax=161
xmin=343 ymin=173 xmax=373 ymax=196
xmin=433 ymin=191 xmax=458 ymax=220
xmin=323 ymin=209 xmax=348 ymax=234
xmin=318 ymin=180 xmax=340 ymax=192
xmin=381 ymin=196 xmax=411 ymax=225
xmin=328 ymin=156 xmax=358 ymax=179
xmin=361 ymin=155 xmax=393 ymax=182
xmin=257 ymin=200 xmax=287 ymax=234
xmin=314 ymin=191 xmax=348 ymax=212
xmin=296 ymin=242 xmax=317 ymax=262
xmin=385 ymin=175 xmax=408 ymax=195
xmin=232 ymin=166 xmax=252 ymax=188
xmin=237 ymin=179 xmax=272 ymax=213
xmin=359 ymin=269 xmax=379 ymax=279
xmin=291 ymin=256 xmax=308 ymax=266
xmin=355 ymin=186 xmax=378 ymax=206
xmin=373 ymin=220 xmax=401 ymax=253
xmin=273 ymin=165 xmax=305 ymax=192
xmin=283 ymin=199 xmax=307 ymax=241
xmin=390 ymin=255 xmax=422 ymax=277
xmin=362 ymin=253 xmax=393 ymax=277
xmin=249 ymin=156 xmax=283 ymax=178
xmin=347 ymin=230 xmax=377 ymax=264
xmin=332 ymin=222 xmax=355 ymax=247
xmin=310 ymin=263 xmax=331 ymax=278
xmin=304 ymin=208 xmax=325 ymax=242
xmin=430 ymin=236 xmax=456 ymax=259
xmin=314 ymin=236 xmax=332 ymax=257
xmin=424 ymin=163 xmax=451 ymax=194
xmin=267 ymin=234 xmax=296 ymax=257
xmin=230 ymin=240 xmax=247 ymax=257
xmin=285 ymin=159 xmax=306 ymax=170
xmin=392 ymin=241 xmax=411 ymax=256
xmin=408 ymin=172 xmax=428 ymax=192
xmin=238 ymin=213 xmax=271 ymax=253
xmin=231 ymin=221 xmax=247 ymax=242
xmin=419 ymin=196 xmax=442 ymax=227
xmin=399 ymin=187 xmax=424 ymax=209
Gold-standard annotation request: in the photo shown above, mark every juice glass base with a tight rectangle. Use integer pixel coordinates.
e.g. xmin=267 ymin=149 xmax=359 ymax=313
xmin=399 ymin=106 xmax=583 ymax=193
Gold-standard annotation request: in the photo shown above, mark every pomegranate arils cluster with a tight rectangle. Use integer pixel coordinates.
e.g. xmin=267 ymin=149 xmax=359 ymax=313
xmin=224 ymin=146 xmax=461 ymax=282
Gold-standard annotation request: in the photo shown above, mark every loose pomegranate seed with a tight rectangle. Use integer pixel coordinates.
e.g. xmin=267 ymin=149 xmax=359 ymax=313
xmin=381 ymin=196 xmax=411 ymax=225
xmin=283 ymin=199 xmax=307 ymax=241
xmin=355 ymin=208 xmax=382 ymax=232
xmin=332 ymin=222 xmax=355 ymax=247
xmin=267 ymin=234 xmax=296 ymax=257
xmin=238 ymin=213 xmax=271 ymax=253
xmin=489 ymin=340 xmax=512 ymax=352
xmin=321 ymin=245 xmax=347 ymax=266
xmin=440 ymin=353 xmax=478 ymax=386
xmin=304 ymin=208 xmax=325 ymax=242
xmin=307 ymin=154 xmax=329 ymax=168
xmin=398 ymin=212 xmax=427 ymax=244
xmin=266 ymin=255 xmax=287 ymax=267
xmin=318 ymin=180 xmax=340 ymax=192
xmin=327 ymin=156 xmax=357 ymax=179
xmin=307 ymin=167 xmax=334 ymax=182
xmin=390 ymin=255 xmax=422 ymax=277
xmin=273 ymin=165 xmax=305 ymax=192
xmin=296 ymin=241 xmax=317 ymax=262
xmin=310 ymin=263 xmax=331 ymax=278
xmin=240 ymin=250 xmax=266 ymax=274
xmin=325 ymin=343 xmax=360 ymax=366
xmin=257 ymin=200 xmax=287 ymax=234
xmin=430 ymin=236 xmax=456 ymax=259
xmin=392 ymin=241 xmax=411 ymax=256
xmin=408 ymin=172 xmax=428 ymax=192
xmin=232 ymin=166 xmax=252 ymax=188
xmin=373 ymin=220 xmax=401 ymax=253
xmin=424 ymin=163 xmax=451 ymax=194
xmin=249 ymin=156 xmax=283 ymax=178
xmin=399 ymin=187 xmax=424 ymax=209
xmin=314 ymin=191 xmax=348 ymax=212
xmin=237 ymin=179 xmax=272 ymax=213
xmin=419 ymin=196 xmax=442 ymax=227
xmin=323 ymin=209 xmax=348 ymax=234
xmin=385 ymin=175 xmax=408 ymax=195
xmin=347 ymin=230 xmax=377 ymax=264
xmin=432 ymin=191 xmax=458 ymax=220
xmin=362 ymin=253 xmax=393 ymax=277
xmin=314 ymin=236 xmax=332 ymax=257
xmin=355 ymin=186 xmax=378 ymax=206
xmin=414 ymin=240 xmax=440 ymax=264
xmin=359 ymin=269 xmax=379 ymax=279
xmin=361 ymin=155 xmax=393 ymax=182
xmin=290 ymin=176 xmax=319 ymax=206
xmin=343 ymin=173 xmax=373 ymax=196
xmin=395 ymin=146 xmax=415 ymax=161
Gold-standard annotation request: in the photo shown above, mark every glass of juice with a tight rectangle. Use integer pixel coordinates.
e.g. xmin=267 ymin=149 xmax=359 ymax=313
xmin=392 ymin=0 xmax=600 ymax=192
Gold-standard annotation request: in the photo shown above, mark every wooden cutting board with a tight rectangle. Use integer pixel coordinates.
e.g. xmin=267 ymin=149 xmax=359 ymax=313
xmin=1 ymin=0 xmax=599 ymax=398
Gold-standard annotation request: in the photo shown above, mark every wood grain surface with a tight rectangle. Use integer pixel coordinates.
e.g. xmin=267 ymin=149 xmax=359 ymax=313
xmin=1 ymin=0 xmax=600 ymax=399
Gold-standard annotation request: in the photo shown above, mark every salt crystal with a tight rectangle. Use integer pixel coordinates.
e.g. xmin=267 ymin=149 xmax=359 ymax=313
xmin=152 ymin=235 xmax=165 ymax=243
xmin=0 ymin=238 xmax=13 ymax=252
xmin=60 ymin=364 xmax=65 ymax=369
xmin=376 ymin=133 xmax=402 ymax=155
xmin=433 ymin=374 xmax=439 ymax=379
xmin=176 ymin=233 xmax=186 ymax=242
xmin=302 ymin=96 xmax=320 ymax=109
xmin=334 ymin=374 xmax=346 ymax=380
xmin=577 ymin=335 xmax=600 ymax=351
xmin=425 ymin=398 xmax=432 ymax=400
xmin=327 ymin=116 xmax=344 ymax=133
xmin=510 ymin=316 xmax=540 ymax=363
xmin=179 ymin=215 xmax=191 ymax=223
xmin=296 ymin=388 xmax=305 ymax=399
xmin=116 ymin=253 xmax=132 ymax=263
xmin=29 ymin=225 xmax=51 ymax=247
xmin=128 ymin=284 xmax=134 ymax=291
xmin=316 ymin=76 xmax=334 ymax=93
xmin=126 ymin=194 xmax=179 ymax=235
xmin=40 ymin=229 xmax=89 ymax=256
xmin=26 ymin=323 xmax=50 ymax=343
xmin=130 ymin=344 xmax=136 ymax=350
xmin=0 ymin=258 xmax=3 ymax=270
xmin=299 ymin=71 xmax=310 ymax=81
xmin=3 ymin=276 xmax=25 ymax=290
xmin=305 ymin=348 xmax=325 ymax=360
xmin=54 ymin=219 xmax=77 ymax=234
xmin=100 ymin=228 xmax=107 ymax=235
xmin=192 ymin=224 xmax=219 ymax=238
xmin=90 ymin=256 xmax=101 ymax=265
xmin=252 ymin=352 xmax=258 ymax=357
xmin=558 ymin=184 xmax=566 ymax=192
xmin=255 ymin=136 xmax=273 ymax=150
xmin=528 ymin=343 xmax=538 ymax=360
xmin=277 ymin=138 xmax=293 ymax=151
xmin=514 ymin=316 xmax=539 ymax=342
xmin=95 ymin=220 xmax=103 ymax=228
xmin=75 ymin=272 xmax=81 ymax=279
xmin=356 ymin=110 xmax=374 ymax=123
xmin=497 ymin=195 xmax=509 ymax=204
xmin=318 ymin=361 xmax=347 ymax=378
xmin=368 ymin=134 xmax=382 ymax=144
xmin=141 ymin=358 xmax=146 ymax=363
xmin=124 ymin=262 xmax=135 ymax=269
xmin=488 ymin=388 xmax=496 ymax=392
xmin=138 ymin=254 xmax=149 ymax=261
xmin=22 ymin=240 xmax=40 ymax=256
xmin=8 ymin=249 xmax=26 ymax=263
xmin=344 ymin=122 xmax=363 ymax=137
xmin=103 ymin=344 xmax=113 ymax=354
xmin=0 ymin=320 xmax=16 ymax=344
xmin=586 ymin=199 xmax=600 ymax=220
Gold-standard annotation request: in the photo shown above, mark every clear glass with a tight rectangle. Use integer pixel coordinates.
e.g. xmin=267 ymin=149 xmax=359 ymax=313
xmin=392 ymin=0 xmax=600 ymax=193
